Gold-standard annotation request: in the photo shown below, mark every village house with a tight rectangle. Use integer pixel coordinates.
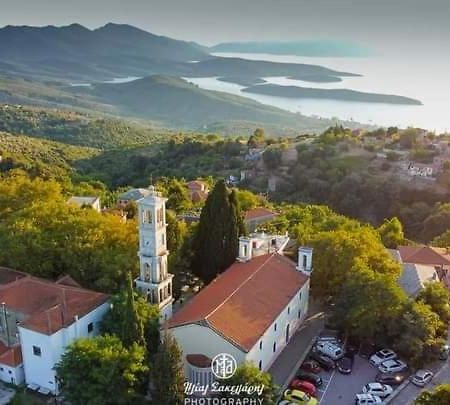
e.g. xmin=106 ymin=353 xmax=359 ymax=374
xmin=67 ymin=196 xmax=101 ymax=212
xmin=390 ymin=246 xmax=450 ymax=293
xmin=168 ymin=233 xmax=312 ymax=385
xmin=407 ymin=162 xmax=434 ymax=177
xmin=117 ymin=188 xmax=152 ymax=207
xmin=0 ymin=268 xmax=109 ymax=394
xmin=186 ymin=180 xmax=209 ymax=203
xmin=244 ymin=207 xmax=279 ymax=232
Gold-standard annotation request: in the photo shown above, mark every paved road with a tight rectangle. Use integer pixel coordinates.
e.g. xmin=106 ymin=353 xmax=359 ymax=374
xmin=394 ymin=359 xmax=450 ymax=405
xmin=320 ymin=356 xmax=379 ymax=405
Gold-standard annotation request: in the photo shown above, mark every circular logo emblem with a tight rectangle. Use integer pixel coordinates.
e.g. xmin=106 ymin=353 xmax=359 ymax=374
xmin=211 ymin=353 xmax=237 ymax=379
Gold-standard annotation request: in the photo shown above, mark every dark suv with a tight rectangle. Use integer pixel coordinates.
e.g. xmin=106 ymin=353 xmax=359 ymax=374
xmin=375 ymin=370 xmax=409 ymax=385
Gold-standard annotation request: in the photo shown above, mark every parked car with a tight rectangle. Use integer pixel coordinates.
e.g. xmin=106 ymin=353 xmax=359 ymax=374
xmin=378 ymin=359 xmax=408 ymax=374
xmin=315 ymin=341 xmax=344 ymax=360
xmin=300 ymin=360 xmax=321 ymax=374
xmin=337 ymin=353 xmax=354 ymax=374
xmin=410 ymin=369 xmax=433 ymax=387
xmin=278 ymin=401 xmax=296 ymax=405
xmin=439 ymin=344 xmax=449 ymax=360
xmin=308 ymin=350 xmax=336 ymax=371
xmin=355 ymin=393 xmax=382 ymax=404
xmin=369 ymin=349 xmax=397 ymax=366
xmin=289 ymin=379 xmax=317 ymax=397
xmin=375 ymin=370 xmax=409 ymax=385
xmin=362 ymin=382 xmax=393 ymax=398
xmin=283 ymin=389 xmax=318 ymax=404
xmin=359 ymin=342 xmax=377 ymax=359
xmin=296 ymin=371 xmax=323 ymax=387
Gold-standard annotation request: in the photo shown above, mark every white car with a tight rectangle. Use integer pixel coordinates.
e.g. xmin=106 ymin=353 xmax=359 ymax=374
xmin=378 ymin=359 xmax=407 ymax=373
xmin=355 ymin=393 xmax=383 ymax=405
xmin=362 ymin=382 xmax=393 ymax=398
xmin=315 ymin=341 xmax=344 ymax=360
xmin=410 ymin=369 xmax=433 ymax=387
xmin=369 ymin=349 xmax=397 ymax=366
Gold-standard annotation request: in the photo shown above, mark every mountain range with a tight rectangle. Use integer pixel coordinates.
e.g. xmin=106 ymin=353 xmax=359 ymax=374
xmin=0 ymin=23 xmax=418 ymax=133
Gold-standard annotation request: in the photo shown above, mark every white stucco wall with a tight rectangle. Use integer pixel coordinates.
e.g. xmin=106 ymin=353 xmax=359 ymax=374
xmin=0 ymin=362 xmax=24 ymax=385
xmin=246 ymin=280 xmax=310 ymax=371
xmin=19 ymin=301 xmax=109 ymax=394
xmin=170 ymin=323 xmax=246 ymax=377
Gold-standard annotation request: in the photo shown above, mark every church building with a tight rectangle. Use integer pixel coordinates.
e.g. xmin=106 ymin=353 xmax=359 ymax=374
xmin=168 ymin=232 xmax=313 ymax=385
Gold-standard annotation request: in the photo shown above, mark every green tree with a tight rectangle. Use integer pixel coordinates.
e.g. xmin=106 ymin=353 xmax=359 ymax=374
xmin=56 ymin=335 xmax=148 ymax=405
xmin=399 ymin=128 xmax=419 ymax=149
xmin=102 ymin=276 xmax=160 ymax=353
xmin=377 ymin=217 xmax=405 ymax=248
xmin=151 ymin=331 xmax=185 ymax=405
xmin=166 ymin=179 xmax=192 ymax=213
xmin=235 ymin=189 xmax=263 ymax=212
xmin=331 ymin=265 xmax=406 ymax=341
xmin=389 ymin=300 xmax=445 ymax=367
xmin=248 ymin=128 xmax=266 ymax=148
xmin=263 ymin=147 xmax=282 ymax=169
xmin=192 ymin=180 xmax=243 ymax=283
xmin=308 ymin=227 xmax=401 ymax=300
xmin=415 ymin=384 xmax=450 ymax=404
xmin=416 ymin=282 xmax=450 ymax=335
xmin=220 ymin=363 xmax=278 ymax=405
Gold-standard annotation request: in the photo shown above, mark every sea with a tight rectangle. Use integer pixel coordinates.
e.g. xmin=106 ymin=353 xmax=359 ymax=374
xmin=183 ymin=52 xmax=450 ymax=133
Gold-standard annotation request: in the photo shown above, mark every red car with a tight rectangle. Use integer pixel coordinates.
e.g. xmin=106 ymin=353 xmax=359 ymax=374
xmin=289 ymin=379 xmax=317 ymax=397
xmin=300 ymin=360 xmax=322 ymax=374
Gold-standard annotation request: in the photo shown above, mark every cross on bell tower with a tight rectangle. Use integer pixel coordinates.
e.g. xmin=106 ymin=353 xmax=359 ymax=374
xmin=135 ymin=186 xmax=174 ymax=321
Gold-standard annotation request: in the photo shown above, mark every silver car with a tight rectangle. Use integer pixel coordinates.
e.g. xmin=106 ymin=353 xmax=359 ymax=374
xmin=410 ymin=369 xmax=433 ymax=387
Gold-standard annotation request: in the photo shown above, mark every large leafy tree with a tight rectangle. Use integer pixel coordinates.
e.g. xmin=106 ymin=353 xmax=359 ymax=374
xmin=151 ymin=331 xmax=185 ymax=405
xmin=102 ymin=273 xmax=160 ymax=352
xmin=192 ymin=180 xmax=243 ymax=283
xmin=388 ymin=300 xmax=445 ymax=367
xmin=308 ymin=227 xmax=401 ymax=300
xmin=415 ymin=384 xmax=450 ymax=404
xmin=416 ymin=282 xmax=450 ymax=336
xmin=220 ymin=363 xmax=278 ymax=405
xmin=56 ymin=335 xmax=148 ymax=405
xmin=377 ymin=217 xmax=405 ymax=248
xmin=0 ymin=174 xmax=138 ymax=292
xmin=331 ymin=265 xmax=406 ymax=341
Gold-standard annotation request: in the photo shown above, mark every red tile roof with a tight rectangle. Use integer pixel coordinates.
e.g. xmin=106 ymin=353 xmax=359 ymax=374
xmin=398 ymin=246 xmax=450 ymax=266
xmin=0 ymin=341 xmax=22 ymax=367
xmin=187 ymin=181 xmax=207 ymax=191
xmin=244 ymin=207 xmax=278 ymax=221
xmin=186 ymin=354 xmax=212 ymax=368
xmin=169 ymin=254 xmax=308 ymax=352
xmin=0 ymin=269 xmax=109 ymax=335
xmin=190 ymin=190 xmax=208 ymax=203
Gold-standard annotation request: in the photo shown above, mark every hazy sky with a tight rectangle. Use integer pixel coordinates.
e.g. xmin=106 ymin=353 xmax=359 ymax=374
xmin=0 ymin=0 xmax=448 ymax=52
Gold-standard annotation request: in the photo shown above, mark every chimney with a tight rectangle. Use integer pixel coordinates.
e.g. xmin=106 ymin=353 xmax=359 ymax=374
xmin=297 ymin=247 xmax=313 ymax=275
xmin=237 ymin=236 xmax=253 ymax=262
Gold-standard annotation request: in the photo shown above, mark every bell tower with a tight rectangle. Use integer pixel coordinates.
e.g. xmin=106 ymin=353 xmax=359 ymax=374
xmin=135 ymin=186 xmax=174 ymax=321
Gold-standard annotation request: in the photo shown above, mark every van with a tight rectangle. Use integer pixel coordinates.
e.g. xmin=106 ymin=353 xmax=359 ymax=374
xmin=315 ymin=341 xmax=344 ymax=360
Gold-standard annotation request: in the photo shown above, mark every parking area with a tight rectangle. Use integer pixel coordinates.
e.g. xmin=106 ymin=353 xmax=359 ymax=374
xmin=281 ymin=335 xmax=412 ymax=405
xmin=318 ymin=355 xmax=379 ymax=404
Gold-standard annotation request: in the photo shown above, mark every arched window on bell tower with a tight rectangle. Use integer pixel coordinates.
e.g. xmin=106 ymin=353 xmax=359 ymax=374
xmin=143 ymin=209 xmax=152 ymax=224
xmin=143 ymin=263 xmax=151 ymax=282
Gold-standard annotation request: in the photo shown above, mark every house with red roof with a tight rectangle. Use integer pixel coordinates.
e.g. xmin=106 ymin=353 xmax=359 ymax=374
xmin=168 ymin=232 xmax=312 ymax=386
xmin=244 ymin=207 xmax=279 ymax=232
xmin=390 ymin=245 xmax=450 ymax=293
xmin=186 ymin=180 xmax=209 ymax=203
xmin=0 ymin=267 xmax=109 ymax=395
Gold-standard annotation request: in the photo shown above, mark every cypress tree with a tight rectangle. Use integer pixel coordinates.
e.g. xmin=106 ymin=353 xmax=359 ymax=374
xmin=192 ymin=180 xmax=244 ymax=283
xmin=151 ymin=330 xmax=185 ymax=405
xmin=121 ymin=272 xmax=146 ymax=348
